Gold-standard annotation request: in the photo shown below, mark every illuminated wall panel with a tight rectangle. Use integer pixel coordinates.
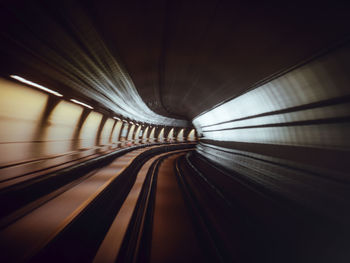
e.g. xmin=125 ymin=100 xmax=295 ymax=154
xmin=120 ymin=124 xmax=129 ymax=141
xmin=187 ymin=129 xmax=196 ymax=141
xmin=100 ymin=118 xmax=115 ymax=145
xmin=149 ymin=127 xmax=155 ymax=142
xmin=177 ymin=129 xmax=184 ymax=142
xmin=0 ymin=78 xmax=48 ymax=164
xmin=134 ymin=126 xmax=142 ymax=143
xmin=45 ymin=100 xmax=83 ymax=155
xmin=167 ymin=128 xmax=174 ymax=141
xmin=158 ymin=128 xmax=164 ymax=142
xmin=79 ymin=111 xmax=103 ymax=149
xmin=142 ymin=127 xmax=149 ymax=142
xmin=127 ymin=124 xmax=135 ymax=141
xmin=111 ymin=121 xmax=123 ymax=143
xmin=0 ymin=78 xmax=48 ymax=143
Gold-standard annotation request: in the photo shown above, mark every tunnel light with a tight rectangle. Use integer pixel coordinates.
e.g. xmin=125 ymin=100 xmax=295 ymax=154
xmin=10 ymin=75 xmax=63 ymax=97
xmin=113 ymin=116 xmax=120 ymax=120
xmin=70 ymin=99 xmax=93 ymax=109
xmin=130 ymin=121 xmax=134 ymax=125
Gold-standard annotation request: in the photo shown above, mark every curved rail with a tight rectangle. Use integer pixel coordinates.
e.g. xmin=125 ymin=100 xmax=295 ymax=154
xmin=3 ymin=143 xmax=337 ymax=263
xmin=0 ymin=143 xmax=194 ymax=263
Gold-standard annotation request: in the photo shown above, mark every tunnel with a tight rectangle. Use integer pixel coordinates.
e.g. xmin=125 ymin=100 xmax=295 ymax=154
xmin=0 ymin=0 xmax=350 ymax=262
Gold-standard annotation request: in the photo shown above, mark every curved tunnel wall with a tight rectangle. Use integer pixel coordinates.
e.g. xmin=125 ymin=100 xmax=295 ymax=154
xmin=0 ymin=77 xmax=110 ymax=166
xmin=0 ymin=78 xmax=51 ymax=165
xmin=193 ymin=43 xmax=350 ymax=222
xmin=0 ymin=77 xmax=195 ymax=167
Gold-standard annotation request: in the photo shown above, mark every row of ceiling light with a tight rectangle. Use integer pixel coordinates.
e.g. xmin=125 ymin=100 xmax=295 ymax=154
xmin=10 ymin=75 xmax=93 ymax=109
xmin=10 ymin=75 xmax=158 ymax=129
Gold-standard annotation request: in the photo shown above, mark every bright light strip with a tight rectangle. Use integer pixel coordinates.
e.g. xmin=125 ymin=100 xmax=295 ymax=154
xmin=10 ymin=75 xmax=63 ymax=97
xmin=113 ymin=116 xmax=120 ymax=120
xmin=70 ymin=99 xmax=93 ymax=109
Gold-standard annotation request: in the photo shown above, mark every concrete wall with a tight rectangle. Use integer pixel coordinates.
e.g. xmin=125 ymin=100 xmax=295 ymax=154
xmin=0 ymin=78 xmax=179 ymax=167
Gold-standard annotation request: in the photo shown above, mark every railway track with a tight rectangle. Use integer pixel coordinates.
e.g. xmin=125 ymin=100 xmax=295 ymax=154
xmin=97 ymin=150 xmax=209 ymax=263
xmin=1 ymin=143 xmax=348 ymax=263
xmin=0 ymin=143 xmax=194 ymax=262
xmin=0 ymin=143 xmax=155 ymax=219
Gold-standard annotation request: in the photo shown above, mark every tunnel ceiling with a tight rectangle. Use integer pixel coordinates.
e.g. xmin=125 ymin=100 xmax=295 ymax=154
xmin=1 ymin=0 xmax=350 ymax=124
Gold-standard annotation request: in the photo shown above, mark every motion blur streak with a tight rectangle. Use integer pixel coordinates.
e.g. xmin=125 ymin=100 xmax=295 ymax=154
xmin=0 ymin=78 xmax=181 ymax=166
xmin=2 ymin=2 xmax=187 ymax=126
xmin=193 ymin=44 xmax=350 ymax=222
xmin=10 ymin=75 xmax=63 ymax=97
xmin=0 ymin=78 xmax=49 ymax=164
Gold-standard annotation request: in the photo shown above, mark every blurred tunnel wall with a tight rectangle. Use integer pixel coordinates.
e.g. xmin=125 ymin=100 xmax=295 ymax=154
xmin=0 ymin=77 xmax=111 ymax=166
xmin=193 ymin=43 xmax=350 ymax=222
xmin=0 ymin=76 xmax=195 ymax=167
